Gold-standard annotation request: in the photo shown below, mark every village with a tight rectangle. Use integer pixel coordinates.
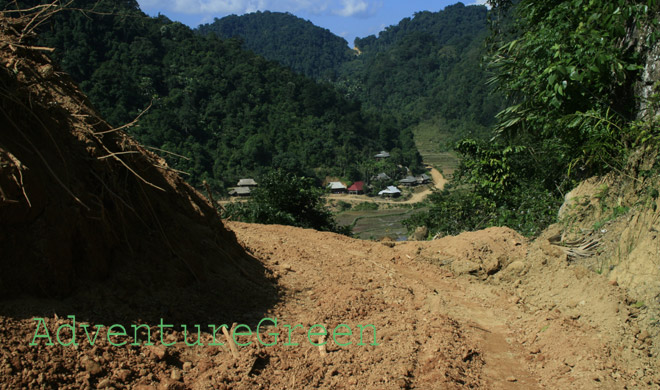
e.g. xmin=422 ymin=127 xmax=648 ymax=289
xmin=223 ymin=150 xmax=446 ymax=241
xmin=227 ymin=150 xmax=437 ymax=202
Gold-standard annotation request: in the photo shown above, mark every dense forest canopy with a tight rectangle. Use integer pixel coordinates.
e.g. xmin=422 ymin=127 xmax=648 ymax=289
xmin=198 ymin=11 xmax=354 ymax=81
xmin=0 ymin=0 xmax=421 ymax=192
xmin=10 ymin=0 xmax=641 ymax=239
xmin=342 ymin=3 xmax=500 ymax=135
xmin=198 ymin=3 xmax=503 ymax=145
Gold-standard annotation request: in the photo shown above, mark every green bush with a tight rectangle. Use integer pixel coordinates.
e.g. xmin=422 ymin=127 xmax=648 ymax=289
xmin=353 ymin=202 xmax=379 ymax=211
xmin=336 ymin=201 xmax=352 ymax=211
xmin=223 ymin=169 xmax=351 ymax=234
xmin=403 ymin=183 xmax=560 ymax=238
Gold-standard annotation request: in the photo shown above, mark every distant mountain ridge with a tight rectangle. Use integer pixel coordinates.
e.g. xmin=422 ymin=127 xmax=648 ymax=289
xmin=198 ymin=11 xmax=354 ymax=81
xmin=343 ymin=3 xmax=497 ymax=126
xmin=353 ymin=3 xmax=488 ymax=54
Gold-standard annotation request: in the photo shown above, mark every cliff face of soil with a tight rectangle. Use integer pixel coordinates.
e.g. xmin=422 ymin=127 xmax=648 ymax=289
xmin=0 ymin=14 xmax=274 ymax=324
xmin=550 ymin=18 xmax=660 ymax=349
xmin=555 ymin=150 xmax=660 ymax=345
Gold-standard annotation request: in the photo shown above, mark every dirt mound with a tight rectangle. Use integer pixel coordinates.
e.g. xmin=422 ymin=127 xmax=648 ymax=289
xmin=0 ymin=12 xmax=281 ymax=389
xmin=227 ymin=222 xmax=486 ymax=389
xmin=393 ymin=223 xmax=658 ymax=387
xmin=0 ymin=14 xmax=273 ymax=321
xmin=487 ymin=225 xmax=659 ymax=388
xmin=226 ymin=222 xmax=660 ymax=388
xmin=398 ymin=227 xmax=528 ymax=279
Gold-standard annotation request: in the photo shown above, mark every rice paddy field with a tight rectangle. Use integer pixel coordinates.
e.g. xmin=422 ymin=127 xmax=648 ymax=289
xmin=335 ymin=207 xmax=428 ymax=241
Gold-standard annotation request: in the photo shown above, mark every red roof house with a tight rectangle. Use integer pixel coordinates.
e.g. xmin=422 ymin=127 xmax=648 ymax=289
xmin=347 ymin=181 xmax=365 ymax=195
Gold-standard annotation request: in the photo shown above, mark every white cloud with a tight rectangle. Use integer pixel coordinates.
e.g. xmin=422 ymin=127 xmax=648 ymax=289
xmin=333 ymin=0 xmax=382 ymax=17
xmin=170 ymin=0 xmax=268 ymax=14
xmin=469 ymin=0 xmax=491 ymax=9
xmin=333 ymin=0 xmax=367 ymax=16
xmin=138 ymin=0 xmax=378 ymax=17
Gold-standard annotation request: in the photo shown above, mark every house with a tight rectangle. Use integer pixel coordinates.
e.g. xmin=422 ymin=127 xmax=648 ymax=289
xmin=372 ymin=172 xmax=390 ymax=181
xmin=378 ymin=186 xmax=401 ymax=197
xmin=347 ymin=181 xmax=365 ymax=195
xmin=399 ymin=176 xmax=419 ymax=186
xmin=229 ymin=178 xmax=257 ymax=197
xmin=327 ymin=181 xmax=348 ymax=194
xmin=374 ymin=151 xmax=390 ymax=159
xmin=418 ymin=174 xmax=431 ymax=184
xmin=237 ymin=178 xmax=258 ymax=187
xmin=228 ymin=187 xmax=252 ymax=197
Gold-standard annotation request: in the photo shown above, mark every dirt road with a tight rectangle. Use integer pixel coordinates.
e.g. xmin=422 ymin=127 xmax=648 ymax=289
xmin=2 ymin=222 xmax=654 ymax=389
xmin=429 ymin=166 xmax=447 ymax=190
xmin=219 ymin=222 xmax=657 ymax=389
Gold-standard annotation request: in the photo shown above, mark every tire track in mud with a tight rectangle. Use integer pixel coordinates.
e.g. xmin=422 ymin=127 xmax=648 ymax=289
xmin=389 ymin=261 xmax=541 ymax=389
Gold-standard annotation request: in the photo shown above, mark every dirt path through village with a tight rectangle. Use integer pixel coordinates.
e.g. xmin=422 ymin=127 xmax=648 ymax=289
xmin=221 ymin=167 xmax=446 ymax=206
xmin=429 ymin=167 xmax=447 ymax=190
xmin=326 ymin=167 xmax=447 ymax=205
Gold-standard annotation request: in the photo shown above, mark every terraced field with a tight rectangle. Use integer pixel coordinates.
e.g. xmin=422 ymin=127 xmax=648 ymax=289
xmin=411 ymin=120 xmax=460 ymax=177
xmin=335 ymin=207 xmax=427 ymax=241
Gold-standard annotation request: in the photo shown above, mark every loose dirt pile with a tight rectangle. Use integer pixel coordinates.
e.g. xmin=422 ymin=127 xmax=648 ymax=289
xmin=225 ymin=222 xmax=659 ymax=389
xmin=0 ymin=10 xmax=272 ymax=338
xmin=407 ymin=227 xmax=528 ymax=278
xmin=4 ymin=216 xmax=654 ymax=389
xmin=0 ymin=12 xmax=279 ymax=389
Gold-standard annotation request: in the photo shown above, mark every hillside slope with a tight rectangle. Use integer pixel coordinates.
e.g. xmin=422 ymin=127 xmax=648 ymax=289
xmin=342 ymin=3 xmax=500 ymax=135
xmin=0 ymin=12 xmax=272 ymax=317
xmin=199 ymin=3 xmax=501 ymax=148
xmin=553 ymin=147 xmax=660 ymax=352
xmin=198 ymin=11 xmax=353 ymax=81
xmin=1 ymin=5 xmax=658 ymax=390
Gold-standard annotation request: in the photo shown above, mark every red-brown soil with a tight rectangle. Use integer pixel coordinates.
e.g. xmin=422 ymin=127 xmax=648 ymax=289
xmin=2 ymin=221 xmax=657 ymax=389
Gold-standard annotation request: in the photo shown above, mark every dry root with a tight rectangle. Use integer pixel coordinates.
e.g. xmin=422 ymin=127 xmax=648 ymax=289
xmin=553 ymin=236 xmax=601 ymax=261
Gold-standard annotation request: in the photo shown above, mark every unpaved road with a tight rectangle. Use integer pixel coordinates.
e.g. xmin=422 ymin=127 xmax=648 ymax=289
xmin=429 ymin=166 xmax=447 ymax=190
xmin=1 ymin=222 xmax=655 ymax=389
xmin=221 ymin=222 xmax=657 ymax=389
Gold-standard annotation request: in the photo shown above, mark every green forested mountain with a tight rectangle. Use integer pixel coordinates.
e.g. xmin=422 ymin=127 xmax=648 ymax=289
xmin=198 ymin=11 xmax=354 ymax=81
xmin=341 ymin=3 xmax=500 ymax=136
xmin=200 ymin=3 xmax=501 ymax=146
xmin=1 ymin=0 xmax=420 ymax=191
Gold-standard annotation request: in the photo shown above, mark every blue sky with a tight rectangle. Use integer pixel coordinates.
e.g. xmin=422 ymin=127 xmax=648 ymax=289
xmin=136 ymin=0 xmax=489 ymax=46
